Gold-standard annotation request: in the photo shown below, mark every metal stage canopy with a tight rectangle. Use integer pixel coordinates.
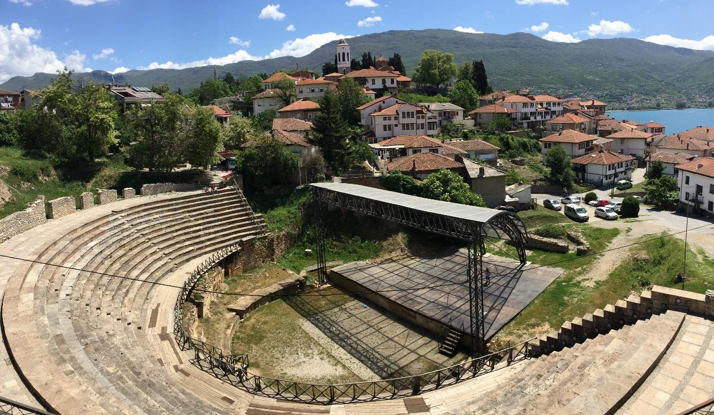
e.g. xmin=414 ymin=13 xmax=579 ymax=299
xmin=310 ymin=182 xmax=530 ymax=355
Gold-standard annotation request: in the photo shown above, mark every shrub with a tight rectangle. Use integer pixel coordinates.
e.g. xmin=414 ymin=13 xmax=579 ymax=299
xmin=534 ymin=224 xmax=567 ymax=239
xmin=584 ymin=192 xmax=598 ymax=204
xmin=620 ymin=196 xmax=640 ymax=218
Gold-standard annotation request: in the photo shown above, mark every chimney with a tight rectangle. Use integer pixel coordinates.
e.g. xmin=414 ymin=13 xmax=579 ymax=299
xmin=687 ymin=143 xmax=690 ymax=149
xmin=698 ymin=164 xmax=704 ymax=169
xmin=479 ymin=167 xmax=485 ymax=178
xmin=412 ymin=159 xmax=416 ymax=171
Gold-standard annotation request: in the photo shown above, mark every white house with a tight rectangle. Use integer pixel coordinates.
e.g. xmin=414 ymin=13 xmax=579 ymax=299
xmin=605 ymin=128 xmax=653 ymax=159
xmin=654 ymin=134 xmax=713 ymax=158
xmin=263 ymin=72 xmax=297 ymax=90
xmin=371 ymin=135 xmax=442 ymax=160
xmin=648 ymin=152 xmax=694 ymax=176
xmin=444 ymin=139 xmax=500 ymax=161
xmin=369 ymin=103 xmax=439 ymax=141
xmin=252 ymin=89 xmax=284 ymax=115
xmin=469 ymin=104 xmax=518 ymax=127
xmin=358 ymin=96 xmax=406 ymax=128
xmin=296 ymin=78 xmax=337 ymax=101
xmin=540 ymin=130 xmax=597 ymax=159
xmin=345 ymin=68 xmax=401 ymax=92
xmin=499 ymin=94 xmax=564 ymax=129
xmin=418 ymin=102 xmax=464 ymax=127
xmin=677 ymin=157 xmax=714 ymax=216
xmin=571 ymin=150 xmax=637 ymax=186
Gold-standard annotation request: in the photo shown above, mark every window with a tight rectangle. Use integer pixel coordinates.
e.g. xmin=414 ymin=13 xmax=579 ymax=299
xmin=710 ymin=201 xmax=714 ymax=212
xmin=428 ymin=122 xmax=437 ymax=130
xmin=621 ymin=139 xmax=625 ymax=145
xmin=429 ymin=149 xmax=438 ymax=154
xmin=371 ymin=79 xmax=375 ymax=85
xmin=391 ymin=79 xmax=395 ymax=85
xmin=419 ymin=123 xmax=425 ymax=130
xmin=710 ymin=184 xmax=714 ymax=194
xmin=319 ymin=88 xmax=324 ymax=92
xmin=685 ymin=176 xmax=690 ymax=185
xmin=298 ymin=88 xmax=303 ymax=93
xmin=685 ymin=191 xmax=690 ymax=201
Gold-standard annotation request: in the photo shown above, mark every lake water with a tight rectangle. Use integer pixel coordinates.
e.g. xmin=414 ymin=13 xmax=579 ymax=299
xmin=607 ymin=108 xmax=714 ymax=134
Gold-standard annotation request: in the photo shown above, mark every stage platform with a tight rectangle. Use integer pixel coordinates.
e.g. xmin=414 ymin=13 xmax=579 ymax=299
xmin=330 ymin=250 xmax=563 ymax=341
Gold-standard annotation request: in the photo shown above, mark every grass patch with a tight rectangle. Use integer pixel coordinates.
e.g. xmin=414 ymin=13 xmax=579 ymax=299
xmin=533 ymin=224 xmax=568 ymax=239
xmin=517 ymin=208 xmax=569 ymax=229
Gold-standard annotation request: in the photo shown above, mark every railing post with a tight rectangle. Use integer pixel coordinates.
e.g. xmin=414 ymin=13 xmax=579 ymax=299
xmin=412 ymin=376 xmax=421 ymax=395
xmin=329 ymin=385 xmax=335 ymax=403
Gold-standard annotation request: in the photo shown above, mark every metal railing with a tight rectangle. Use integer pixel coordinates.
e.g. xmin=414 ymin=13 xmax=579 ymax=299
xmin=678 ymin=398 xmax=714 ymax=415
xmin=0 ymin=396 xmax=55 ymax=415
xmin=172 ymin=243 xmax=534 ymax=404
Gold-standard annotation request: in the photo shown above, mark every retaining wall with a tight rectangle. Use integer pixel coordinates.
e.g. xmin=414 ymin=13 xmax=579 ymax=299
xmin=46 ymin=197 xmax=76 ymax=219
xmin=0 ymin=199 xmax=47 ymax=244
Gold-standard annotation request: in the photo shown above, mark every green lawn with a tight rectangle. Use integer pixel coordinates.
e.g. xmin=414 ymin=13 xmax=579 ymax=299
xmin=517 ymin=208 xmax=569 ymax=229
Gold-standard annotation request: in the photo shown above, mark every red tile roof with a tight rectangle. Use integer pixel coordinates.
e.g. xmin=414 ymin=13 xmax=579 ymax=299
xmin=645 ymin=121 xmax=665 ymax=128
xmin=676 ymin=157 xmax=714 ymax=178
xmin=572 ymin=151 xmax=635 ymax=165
xmin=481 ymin=90 xmax=512 ymax=101
xmin=441 ymin=143 xmax=468 ymax=156
xmin=0 ymin=89 xmax=20 ymax=96
xmin=649 ymin=152 xmax=694 ymax=165
xmin=469 ymin=104 xmax=517 ymax=116
xmin=397 ymin=75 xmax=412 ymax=82
xmin=605 ymin=128 xmax=652 ymax=139
xmin=579 ymin=99 xmax=607 ymax=107
xmin=541 ymin=130 xmax=597 ymax=144
xmin=656 ymin=134 xmax=708 ymax=151
xmin=356 ymin=95 xmax=401 ymax=110
xmin=679 ymin=126 xmax=714 ymax=141
xmin=277 ymin=99 xmax=320 ymax=112
xmin=272 ymin=118 xmax=313 ymax=131
xmin=531 ymin=94 xmax=562 ymax=102
xmin=345 ymin=68 xmax=400 ymax=78
xmin=272 ymin=129 xmax=312 ymax=147
xmin=252 ymin=89 xmax=281 ymax=99
xmin=370 ymin=103 xmax=425 ymax=117
xmin=446 ymin=139 xmax=500 ymax=152
xmin=296 ymin=78 xmax=336 ymax=86
xmin=387 ymin=153 xmax=464 ymax=173
xmin=500 ymin=95 xmax=533 ymax=103
xmin=375 ymin=135 xmax=441 ymax=149
xmin=545 ymin=113 xmax=589 ymax=124
xmin=263 ymin=72 xmax=296 ymax=83
xmin=207 ymin=105 xmax=232 ymax=117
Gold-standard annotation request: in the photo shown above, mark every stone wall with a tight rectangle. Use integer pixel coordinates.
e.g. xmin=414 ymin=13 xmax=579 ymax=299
xmin=122 ymin=188 xmax=136 ymax=199
xmin=513 ymin=234 xmax=569 ymax=253
xmin=97 ymin=189 xmax=118 ymax=205
xmin=567 ymin=229 xmax=590 ymax=256
xmin=0 ymin=198 xmax=47 ymax=244
xmin=80 ymin=192 xmax=94 ymax=210
xmin=231 ymin=232 xmax=296 ymax=275
xmin=140 ymin=183 xmax=176 ymax=196
xmin=47 ymin=196 xmax=76 ymax=219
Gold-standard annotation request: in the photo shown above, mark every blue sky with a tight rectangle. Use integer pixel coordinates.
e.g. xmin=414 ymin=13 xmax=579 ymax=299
xmin=2 ymin=0 xmax=714 ymax=82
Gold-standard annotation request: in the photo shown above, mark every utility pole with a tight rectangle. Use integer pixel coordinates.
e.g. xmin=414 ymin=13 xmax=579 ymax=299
xmin=683 ymin=202 xmax=689 ymax=290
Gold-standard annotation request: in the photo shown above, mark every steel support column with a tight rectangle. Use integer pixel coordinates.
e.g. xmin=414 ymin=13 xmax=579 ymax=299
xmin=467 ymin=238 xmax=486 ymax=357
xmin=313 ymin=199 xmax=328 ymax=285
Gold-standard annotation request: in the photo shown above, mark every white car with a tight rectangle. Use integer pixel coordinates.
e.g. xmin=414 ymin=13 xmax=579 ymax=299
xmin=611 ymin=202 xmax=623 ymax=213
xmin=595 ymin=207 xmax=618 ymax=220
xmin=561 ymin=196 xmax=581 ymax=205
xmin=588 ymin=198 xmax=602 ymax=206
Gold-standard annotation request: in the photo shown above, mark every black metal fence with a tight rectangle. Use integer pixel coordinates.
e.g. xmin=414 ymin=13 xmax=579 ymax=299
xmin=678 ymin=398 xmax=714 ymax=415
xmin=172 ymin=240 xmax=535 ymax=405
xmin=0 ymin=396 xmax=55 ymax=415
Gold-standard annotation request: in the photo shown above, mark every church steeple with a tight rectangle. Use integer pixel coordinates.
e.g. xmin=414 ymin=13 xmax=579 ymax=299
xmin=336 ymin=39 xmax=351 ymax=75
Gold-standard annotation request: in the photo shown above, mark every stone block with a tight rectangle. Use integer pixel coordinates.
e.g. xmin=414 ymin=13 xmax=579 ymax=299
xmin=97 ymin=189 xmax=117 ymax=205
xmin=122 ymin=187 xmax=136 ymax=199
xmin=80 ymin=192 xmax=94 ymax=210
xmin=140 ymin=182 xmax=176 ymax=196
xmin=47 ymin=196 xmax=76 ymax=219
xmin=0 ymin=198 xmax=47 ymax=244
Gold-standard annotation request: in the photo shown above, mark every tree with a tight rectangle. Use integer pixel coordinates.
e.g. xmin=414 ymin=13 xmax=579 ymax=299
xmin=223 ymin=73 xmax=236 ymax=92
xmin=125 ymin=93 xmax=187 ymax=171
xmin=345 ymin=140 xmax=376 ymax=167
xmin=72 ymin=80 xmax=119 ymax=161
xmin=189 ymin=78 xmax=232 ymax=105
xmin=237 ymin=135 xmax=299 ymax=192
xmin=620 ymin=196 xmax=640 ymax=218
xmin=224 ymin=116 xmax=256 ymax=149
xmin=252 ymin=109 xmax=277 ymax=132
xmin=388 ymin=53 xmax=406 ymax=75
xmin=413 ymin=50 xmax=457 ymax=90
xmin=544 ymin=145 xmax=575 ymax=188
xmin=322 ymin=60 xmax=337 ymax=76
xmin=361 ymin=52 xmax=374 ymax=69
xmin=379 ymin=171 xmax=420 ymax=196
xmin=0 ymin=112 xmax=19 ymax=146
xmin=457 ymin=62 xmax=474 ymax=86
xmin=645 ymin=160 xmax=666 ymax=180
xmin=151 ymin=83 xmax=171 ymax=96
xmin=273 ymin=78 xmax=296 ymax=107
xmin=350 ymin=58 xmax=361 ymax=71
xmin=420 ymin=169 xmax=485 ymax=206
xmin=449 ymin=80 xmax=479 ymax=113
xmin=471 ymin=60 xmax=492 ymax=95
xmin=584 ymin=192 xmax=598 ymax=204
xmin=312 ymin=91 xmax=351 ymax=174
xmin=337 ymin=77 xmax=370 ymax=126
xmin=185 ymin=106 xmax=222 ymax=168
xmin=644 ymin=176 xmax=679 ymax=209
xmin=488 ymin=115 xmax=514 ymax=133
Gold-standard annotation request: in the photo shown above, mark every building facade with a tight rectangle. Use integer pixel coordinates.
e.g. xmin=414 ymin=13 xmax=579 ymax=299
xmin=677 ymin=157 xmax=714 ymax=217
xmin=571 ymin=151 xmax=636 ymax=186
xmin=540 ymin=130 xmax=597 ymax=159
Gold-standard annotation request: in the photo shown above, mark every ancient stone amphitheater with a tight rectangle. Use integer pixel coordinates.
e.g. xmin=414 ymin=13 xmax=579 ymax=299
xmin=0 ymin=184 xmax=713 ymax=415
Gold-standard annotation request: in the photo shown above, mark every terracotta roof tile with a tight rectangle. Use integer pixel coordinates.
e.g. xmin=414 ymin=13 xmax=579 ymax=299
xmin=545 ymin=113 xmax=589 ymax=125
xmin=446 ymin=139 xmax=500 ymax=152
xmin=252 ymin=89 xmax=281 ymax=99
xmin=469 ymin=104 xmax=517 ymax=115
xmin=645 ymin=121 xmax=665 ymax=128
xmin=0 ymin=89 xmax=20 ymax=95
xmin=572 ymin=151 xmax=635 ymax=165
xmin=272 ymin=118 xmax=313 ymax=131
xmin=541 ymin=130 xmax=597 ymax=144
xmin=482 ymin=90 xmax=512 ymax=100
xmin=272 ymin=129 xmax=311 ymax=147
xmin=263 ymin=72 xmax=296 ymax=83
xmin=441 ymin=143 xmax=468 ymax=156
xmin=649 ymin=152 xmax=694 ymax=165
xmin=387 ymin=153 xmax=464 ymax=173
xmin=375 ymin=135 xmax=441 ymax=149
xmin=531 ymin=94 xmax=562 ymax=102
xmin=277 ymin=99 xmax=320 ymax=112
xmin=579 ymin=99 xmax=607 ymax=107
xmin=296 ymin=78 xmax=336 ymax=86
xmin=676 ymin=157 xmax=714 ymax=178
xmin=345 ymin=68 xmax=400 ymax=78
xmin=500 ymin=95 xmax=533 ymax=103
xmin=356 ymin=95 xmax=401 ymax=110
xmin=655 ymin=134 xmax=708 ymax=151
xmin=605 ymin=128 xmax=652 ymax=139
xmin=679 ymin=126 xmax=714 ymax=141
xmin=207 ymin=105 xmax=231 ymax=117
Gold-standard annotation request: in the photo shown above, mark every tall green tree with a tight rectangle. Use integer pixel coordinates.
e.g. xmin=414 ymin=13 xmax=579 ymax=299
xmin=645 ymin=160 xmax=666 ymax=180
xmin=449 ymin=80 xmax=479 ymax=113
xmin=312 ymin=91 xmax=351 ymax=174
xmin=126 ymin=93 xmax=187 ymax=171
xmin=252 ymin=109 xmax=278 ymax=132
xmin=337 ymin=77 xmax=370 ymax=126
xmin=380 ymin=171 xmax=420 ymax=196
xmin=413 ymin=50 xmax=457 ymax=90
xmin=388 ymin=53 xmax=406 ymax=75
xmin=274 ymin=78 xmax=296 ymax=106
xmin=544 ymin=145 xmax=575 ymax=188
xmin=224 ymin=116 xmax=256 ymax=149
xmin=72 ymin=80 xmax=119 ymax=161
xmin=457 ymin=62 xmax=474 ymax=86
xmin=185 ymin=106 xmax=222 ymax=168
xmin=0 ymin=112 xmax=19 ymax=146
xmin=420 ymin=169 xmax=485 ymax=206
xmin=238 ymin=135 xmax=299 ymax=192
xmin=471 ymin=60 xmax=492 ymax=95
xmin=644 ymin=176 xmax=679 ymax=208
xmin=361 ymin=52 xmax=375 ymax=69
xmin=189 ymin=78 xmax=232 ymax=105
xmin=322 ymin=60 xmax=338 ymax=76
xmin=151 ymin=83 xmax=171 ymax=96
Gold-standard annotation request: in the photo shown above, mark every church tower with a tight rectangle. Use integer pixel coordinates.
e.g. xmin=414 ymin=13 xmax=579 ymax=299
xmin=336 ymin=39 xmax=351 ymax=75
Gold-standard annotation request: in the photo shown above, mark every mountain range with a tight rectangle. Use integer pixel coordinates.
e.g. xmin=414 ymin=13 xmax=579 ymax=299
xmin=3 ymin=29 xmax=714 ymax=108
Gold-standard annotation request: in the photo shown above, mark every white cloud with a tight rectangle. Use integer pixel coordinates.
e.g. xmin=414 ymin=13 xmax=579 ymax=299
xmin=586 ymin=20 xmax=634 ymax=36
xmin=286 ymin=24 xmax=295 ymax=31
xmin=643 ymin=34 xmax=714 ymax=51
xmin=453 ymin=26 xmax=483 ymax=34
xmin=516 ymin=0 xmax=568 ymax=5
xmin=528 ymin=22 xmax=549 ymax=32
xmin=542 ymin=31 xmax=581 ymax=43
xmin=345 ymin=0 xmax=378 ymax=6
xmin=357 ymin=16 xmax=382 ymax=27
xmin=229 ymin=37 xmax=250 ymax=47
xmin=265 ymin=32 xmax=353 ymax=59
xmin=109 ymin=66 xmax=129 ymax=74
xmin=142 ymin=50 xmax=261 ymax=70
xmin=92 ymin=47 xmax=114 ymax=60
xmin=0 ymin=22 xmax=90 ymax=83
xmin=259 ymin=4 xmax=286 ymax=21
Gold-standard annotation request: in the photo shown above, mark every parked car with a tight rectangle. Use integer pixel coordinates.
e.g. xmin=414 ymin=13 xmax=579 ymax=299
xmin=565 ymin=204 xmax=589 ymax=222
xmin=633 ymin=195 xmax=643 ymax=202
xmin=543 ymin=199 xmax=562 ymax=211
xmin=611 ymin=202 xmax=623 ymax=213
xmin=616 ymin=179 xmax=633 ymax=190
xmin=595 ymin=199 xmax=612 ymax=207
xmin=595 ymin=207 xmax=618 ymax=220
xmin=561 ymin=196 xmax=581 ymax=205
xmin=587 ymin=198 xmax=602 ymax=206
